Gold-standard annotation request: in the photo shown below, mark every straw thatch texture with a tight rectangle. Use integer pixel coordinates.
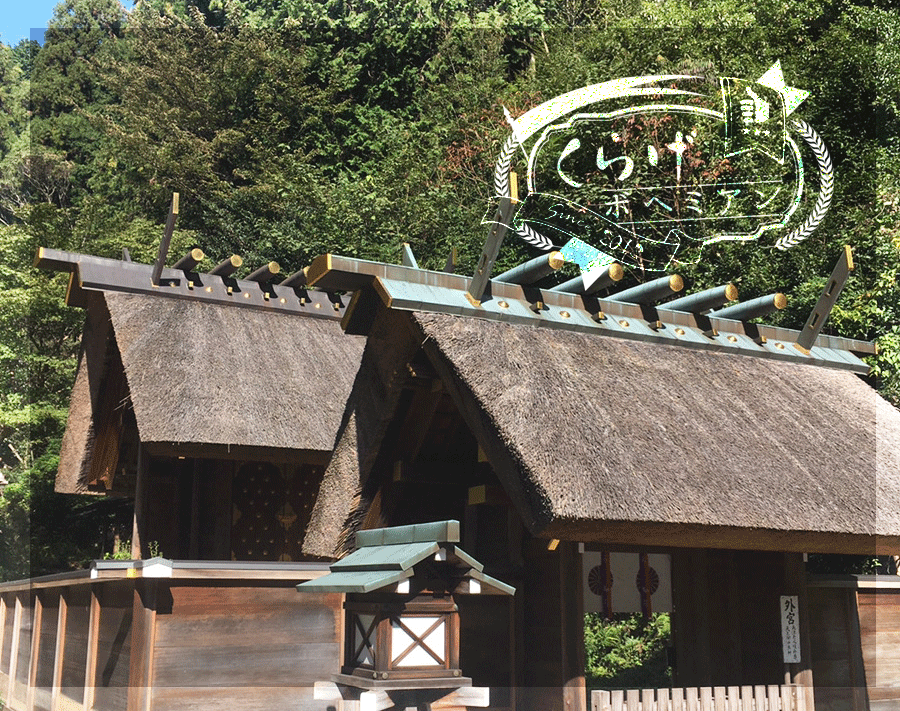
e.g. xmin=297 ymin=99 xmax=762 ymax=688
xmin=303 ymin=309 xmax=424 ymax=557
xmin=57 ymin=292 xmax=364 ymax=492
xmin=106 ymin=292 xmax=364 ymax=449
xmin=56 ymin=295 xmax=112 ymax=493
xmin=410 ymin=312 xmax=900 ymax=548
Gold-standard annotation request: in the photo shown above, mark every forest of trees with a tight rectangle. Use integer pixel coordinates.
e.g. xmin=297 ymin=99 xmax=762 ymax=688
xmin=0 ymin=0 xmax=898 ymax=580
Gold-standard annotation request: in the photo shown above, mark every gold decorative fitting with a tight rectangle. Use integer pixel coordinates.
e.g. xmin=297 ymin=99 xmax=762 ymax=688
xmin=205 ymin=286 xmax=213 ymax=293
xmin=279 ymin=298 xmax=286 ymax=304
xmin=314 ymin=302 xmax=321 ymax=309
xmin=775 ymin=342 xmax=785 ymax=350
xmin=609 ymin=263 xmax=625 ymax=282
xmin=619 ymin=319 xmax=630 ymax=327
xmin=560 ymin=311 xmax=570 ymax=319
xmin=727 ymin=335 xmax=738 ymax=343
xmin=548 ymin=251 xmax=565 ymax=270
xmin=243 ymin=292 xmax=251 ymax=298
xmin=675 ymin=328 xmax=686 ymax=336
xmin=592 ymin=311 xmax=607 ymax=322
xmin=724 ymin=283 xmax=739 ymax=302
xmin=498 ymin=300 xmax=509 ymax=309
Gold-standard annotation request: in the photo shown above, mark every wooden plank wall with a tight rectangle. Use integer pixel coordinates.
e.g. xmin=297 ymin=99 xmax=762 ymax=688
xmin=670 ymin=550 xmax=790 ymax=689
xmin=1 ymin=578 xmax=342 ymax=711
xmin=858 ymin=586 xmax=900 ymax=710
xmin=807 ymin=584 xmax=866 ymax=711
xmin=11 ymin=593 xmax=33 ymax=710
xmin=808 ymin=580 xmax=900 ymax=711
xmin=148 ymin=582 xmax=341 ymax=711
xmin=60 ymin=586 xmax=92 ymax=709
xmin=518 ymin=539 xmax=586 ymax=711
xmin=92 ymin=582 xmax=134 ymax=711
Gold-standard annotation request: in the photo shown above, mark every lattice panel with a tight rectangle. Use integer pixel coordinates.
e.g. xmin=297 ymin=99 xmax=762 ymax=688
xmin=391 ymin=616 xmax=446 ymax=668
xmin=231 ymin=461 xmax=326 ymax=561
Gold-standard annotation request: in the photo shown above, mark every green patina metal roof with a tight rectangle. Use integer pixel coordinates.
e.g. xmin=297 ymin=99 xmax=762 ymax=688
xmin=297 ymin=569 xmax=413 ymax=594
xmin=331 ymin=542 xmax=440 ymax=572
xmin=296 ymin=520 xmax=513 ymax=596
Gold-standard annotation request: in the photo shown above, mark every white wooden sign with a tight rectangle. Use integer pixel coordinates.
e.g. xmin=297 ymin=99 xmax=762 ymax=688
xmin=781 ymin=595 xmax=801 ymax=663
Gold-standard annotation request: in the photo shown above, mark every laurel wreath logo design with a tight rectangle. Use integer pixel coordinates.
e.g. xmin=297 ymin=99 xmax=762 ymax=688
xmin=495 ymin=134 xmax=555 ymax=251
xmin=492 ymin=78 xmax=834 ymax=258
xmin=774 ymin=118 xmax=834 ymax=251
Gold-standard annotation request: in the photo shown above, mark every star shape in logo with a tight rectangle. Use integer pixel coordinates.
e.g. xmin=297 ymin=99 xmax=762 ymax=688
xmin=756 ymin=60 xmax=809 ymax=116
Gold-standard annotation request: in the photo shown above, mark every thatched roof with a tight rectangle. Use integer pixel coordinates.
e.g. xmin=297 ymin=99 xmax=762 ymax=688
xmin=56 ymin=291 xmax=364 ymax=493
xmin=305 ymin=310 xmax=900 ymax=556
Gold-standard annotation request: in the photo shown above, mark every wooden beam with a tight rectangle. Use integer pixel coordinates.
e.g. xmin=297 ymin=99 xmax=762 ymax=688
xmin=783 ymin=553 xmax=815 ymax=711
xmin=127 ymin=581 xmax=159 ymax=711
xmin=560 ymin=541 xmax=587 ymax=711
xmin=26 ymin=592 xmax=43 ymax=711
xmin=50 ymin=588 xmax=68 ymax=711
xmin=846 ymin=589 xmax=867 ymax=711
xmin=401 ymin=243 xmax=419 ymax=269
xmin=189 ymin=459 xmax=201 ymax=560
xmin=0 ymin=594 xmax=7 ymax=679
xmin=36 ymin=248 xmax=344 ymax=321
xmin=691 ymin=550 xmax=713 ymax=687
xmin=82 ymin=585 xmax=101 ymax=711
xmin=6 ymin=594 xmax=22 ymax=704
xmin=172 ymin=247 xmax=204 ymax=272
xmin=132 ymin=443 xmax=148 ymax=560
xmin=467 ymin=196 xmax=514 ymax=305
xmin=150 ymin=193 xmax=179 ymax=286
xmin=795 ymin=245 xmax=854 ymax=353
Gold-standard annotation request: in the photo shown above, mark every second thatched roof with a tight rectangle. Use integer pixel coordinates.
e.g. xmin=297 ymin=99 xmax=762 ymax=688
xmin=56 ymin=291 xmax=364 ymax=493
xmin=305 ymin=309 xmax=900 ymax=556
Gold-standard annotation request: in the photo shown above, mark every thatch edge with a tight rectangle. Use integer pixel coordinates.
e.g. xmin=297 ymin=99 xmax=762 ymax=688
xmin=55 ymin=295 xmax=109 ymax=494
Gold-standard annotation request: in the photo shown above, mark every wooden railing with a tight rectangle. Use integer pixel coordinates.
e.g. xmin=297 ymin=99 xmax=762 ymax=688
xmin=0 ymin=559 xmax=335 ymax=711
xmin=592 ymin=685 xmax=811 ymax=711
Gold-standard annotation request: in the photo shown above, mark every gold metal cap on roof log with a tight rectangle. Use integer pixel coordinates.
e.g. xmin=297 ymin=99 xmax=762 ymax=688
xmin=210 ymin=255 xmax=243 ymax=277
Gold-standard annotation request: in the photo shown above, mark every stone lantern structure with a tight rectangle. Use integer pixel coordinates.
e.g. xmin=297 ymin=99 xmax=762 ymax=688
xmin=297 ymin=520 xmax=513 ymax=708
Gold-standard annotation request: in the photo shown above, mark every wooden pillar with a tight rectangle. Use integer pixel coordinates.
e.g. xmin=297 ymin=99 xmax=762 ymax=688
xmin=131 ymin=443 xmax=148 ymax=559
xmin=0 ymin=593 xmax=7 ymax=677
xmin=845 ymin=588 xmax=867 ymax=711
xmin=8 ymin=594 xmax=23 ymax=704
xmin=783 ymin=553 xmax=814 ymax=710
xmin=83 ymin=584 xmax=101 ymax=711
xmin=725 ymin=551 xmax=744 ymax=685
xmin=26 ymin=592 xmax=44 ymax=711
xmin=560 ymin=541 xmax=586 ymax=711
xmin=691 ymin=550 xmax=713 ymax=687
xmin=188 ymin=459 xmax=201 ymax=560
xmin=50 ymin=588 xmax=68 ymax=711
xmin=127 ymin=580 xmax=159 ymax=711
xmin=521 ymin=538 xmax=586 ymax=711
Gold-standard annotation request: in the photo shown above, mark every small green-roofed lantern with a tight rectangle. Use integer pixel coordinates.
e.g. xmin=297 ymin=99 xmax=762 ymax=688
xmin=297 ymin=520 xmax=514 ymax=689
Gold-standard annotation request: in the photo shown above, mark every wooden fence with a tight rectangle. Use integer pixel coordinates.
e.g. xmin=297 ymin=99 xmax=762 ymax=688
xmin=592 ymin=685 xmax=810 ymax=711
xmin=0 ymin=559 xmax=338 ymax=711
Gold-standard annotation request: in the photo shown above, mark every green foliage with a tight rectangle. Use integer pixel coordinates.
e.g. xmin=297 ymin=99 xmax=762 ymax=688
xmin=807 ymin=554 xmax=897 ymax=575
xmin=103 ymin=539 xmax=161 ymax=560
xmin=1 ymin=0 xmax=898 ymax=579
xmin=584 ymin=613 xmax=671 ymax=690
